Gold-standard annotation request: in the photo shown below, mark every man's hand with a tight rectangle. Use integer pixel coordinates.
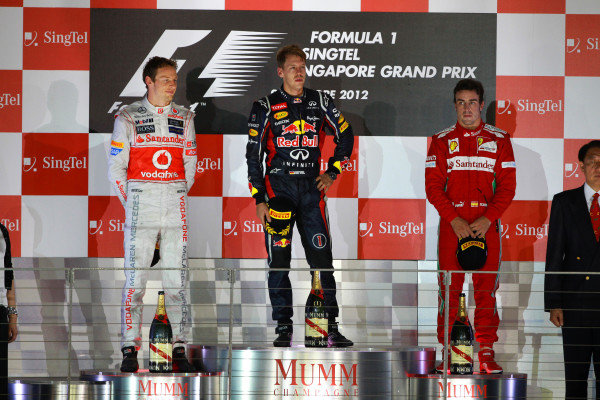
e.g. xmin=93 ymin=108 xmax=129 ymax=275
xmin=315 ymin=173 xmax=334 ymax=191
xmin=256 ymin=202 xmax=270 ymax=228
xmin=450 ymin=217 xmax=475 ymax=240
xmin=549 ymin=309 xmax=564 ymax=327
xmin=470 ymin=216 xmax=492 ymax=238
xmin=8 ymin=315 xmax=17 ymax=343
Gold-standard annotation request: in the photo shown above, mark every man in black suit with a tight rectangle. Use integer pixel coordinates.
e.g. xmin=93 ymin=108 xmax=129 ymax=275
xmin=546 ymin=140 xmax=600 ymax=399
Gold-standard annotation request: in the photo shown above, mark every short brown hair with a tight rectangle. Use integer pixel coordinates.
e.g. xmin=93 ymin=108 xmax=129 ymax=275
xmin=276 ymin=45 xmax=306 ymax=68
xmin=453 ymin=78 xmax=484 ymax=103
xmin=142 ymin=56 xmax=177 ymax=88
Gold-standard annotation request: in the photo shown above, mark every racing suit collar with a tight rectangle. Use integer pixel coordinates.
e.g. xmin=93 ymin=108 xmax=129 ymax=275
xmin=455 ymin=120 xmax=484 ymax=137
xmin=278 ymin=86 xmax=306 ymax=102
xmin=142 ymin=96 xmax=172 ymax=115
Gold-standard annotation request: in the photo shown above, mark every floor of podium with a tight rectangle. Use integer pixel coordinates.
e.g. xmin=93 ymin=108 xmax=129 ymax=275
xmin=9 ymin=345 xmax=528 ymax=399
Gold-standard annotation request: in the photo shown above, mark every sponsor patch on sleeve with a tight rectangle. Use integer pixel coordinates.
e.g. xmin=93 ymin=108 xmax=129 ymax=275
xmin=110 ymin=147 xmax=123 ymax=156
xmin=169 ymin=126 xmax=184 ymax=135
xmin=425 ymin=161 xmax=436 ymax=168
xmin=338 ymin=114 xmax=345 ymax=124
xmin=185 ymin=148 xmax=197 ymax=156
xmin=340 ymin=121 xmax=349 ymax=133
xmin=186 ymin=140 xmax=196 ymax=148
xmin=502 ymin=161 xmax=517 ymax=168
xmin=111 ymin=141 xmax=124 ymax=149
xmin=249 ymin=129 xmax=258 ymax=137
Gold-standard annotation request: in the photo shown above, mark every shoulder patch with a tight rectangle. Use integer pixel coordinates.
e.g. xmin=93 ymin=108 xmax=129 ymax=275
xmin=484 ymin=124 xmax=507 ymax=138
xmin=436 ymin=125 xmax=456 ymax=139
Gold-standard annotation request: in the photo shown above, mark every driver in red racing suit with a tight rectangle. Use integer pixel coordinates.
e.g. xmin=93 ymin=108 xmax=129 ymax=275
xmin=246 ymin=45 xmax=354 ymax=348
xmin=425 ymin=79 xmax=516 ymax=374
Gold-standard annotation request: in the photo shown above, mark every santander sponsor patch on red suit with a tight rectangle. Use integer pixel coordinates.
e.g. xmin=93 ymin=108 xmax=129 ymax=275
xmin=358 ymin=198 xmax=426 ymax=260
xmin=22 ymin=132 xmax=88 ymax=195
xmin=23 ymin=8 xmax=90 ymax=70
xmin=88 ymin=196 xmax=125 ymax=257
xmin=0 ymin=196 xmax=21 ymax=257
xmin=0 ymin=70 xmax=22 ymax=132
xmin=222 ymin=197 xmax=267 ymax=259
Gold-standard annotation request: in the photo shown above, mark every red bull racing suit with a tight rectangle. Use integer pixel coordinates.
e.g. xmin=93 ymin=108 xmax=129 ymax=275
xmin=108 ymin=97 xmax=197 ymax=350
xmin=425 ymin=121 xmax=516 ymax=346
xmin=246 ymin=87 xmax=353 ymax=324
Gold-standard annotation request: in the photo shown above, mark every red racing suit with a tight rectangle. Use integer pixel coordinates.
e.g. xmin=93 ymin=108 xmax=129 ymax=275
xmin=425 ymin=121 xmax=516 ymax=346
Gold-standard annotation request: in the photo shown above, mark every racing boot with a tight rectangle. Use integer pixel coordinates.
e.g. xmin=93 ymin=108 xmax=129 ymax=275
xmin=273 ymin=323 xmax=293 ymax=347
xmin=478 ymin=346 xmax=503 ymax=374
xmin=120 ymin=346 xmax=139 ymax=373
xmin=434 ymin=347 xmax=450 ymax=374
xmin=172 ymin=346 xmax=195 ymax=373
xmin=327 ymin=322 xmax=353 ymax=348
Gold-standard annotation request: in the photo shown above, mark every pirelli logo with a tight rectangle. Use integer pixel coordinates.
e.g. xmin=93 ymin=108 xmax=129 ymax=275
xmin=269 ymin=209 xmax=292 ymax=220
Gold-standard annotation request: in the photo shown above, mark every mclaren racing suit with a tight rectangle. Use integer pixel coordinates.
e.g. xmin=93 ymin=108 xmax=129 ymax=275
xmin=245 ymin=87 xmax=353 ymax=324
xmin=108 ymin=97 xmax=197 ymax=350
xmin=425 ymin=121 xmax=516 ymax=346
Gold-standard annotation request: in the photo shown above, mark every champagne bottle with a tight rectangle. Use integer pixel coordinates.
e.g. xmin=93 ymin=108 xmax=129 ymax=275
xmin=450 ymin=293 xmax=474 ymax=375
xmin=149 ymin=291 xmax=173 ymax=373
xmin=305 ymin=271 xmax=328 ymax=347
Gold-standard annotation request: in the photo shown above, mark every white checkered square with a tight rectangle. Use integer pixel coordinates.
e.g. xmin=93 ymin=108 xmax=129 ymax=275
xmin=565 ymin=77 xmax=600 ymax=139
xmin=158 ymin=0 xmax=225 ymax=9
xmin=566 ymin=0 xmax=600 ymax=13
xmin=188 ymin=196 xmax=222 ymax=258
xmin=0 ymin=7 xmax=23 ymax=69
xmin=429 ymin=0 xmax=496 ymax=13
xmin=293 ymin=0 xmax=360 ymax=11
xmin=24 ymin=0 xmax=90 ymax=6
xmin=0 ymin=133 xmax=22 ymax=195
xmin=88 ymin=133 xmax=111 ymax=196
xmin=223 ymin=134 xmax=250 ymax=197
xmin=513 ymin=138 xmax=564 ymax=200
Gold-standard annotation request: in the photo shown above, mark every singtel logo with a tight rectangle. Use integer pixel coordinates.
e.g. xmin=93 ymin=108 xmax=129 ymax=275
xmin=497 ymin=99 xmax=562 ymax=115
xmin=196 ymin=157 xmax=222 ymax=173
xmin=24 ymin=31 xmax=88 ymax=47
xmin=0 ymin=218 xmax=19 ymax=232
xmin=23 ymin=156 xmax=87 ymax=172
xmin=0 ymin=93 xmax=20 ymax=109
xmin=89 ymin=219 xmax=124 ymax=235
xmin=361 ymin=221 xmax=423 ymax=237
xmin=501 ymin=223 xmax=548 ymax=239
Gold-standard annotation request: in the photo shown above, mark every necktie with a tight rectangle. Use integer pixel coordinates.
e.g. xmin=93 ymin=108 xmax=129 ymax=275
xmin=591 ymin=193 xmax=600 ymax=241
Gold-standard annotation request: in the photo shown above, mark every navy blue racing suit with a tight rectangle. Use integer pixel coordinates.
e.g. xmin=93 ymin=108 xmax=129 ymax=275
xmin=245 ymin=87 xmax=353 ymax=325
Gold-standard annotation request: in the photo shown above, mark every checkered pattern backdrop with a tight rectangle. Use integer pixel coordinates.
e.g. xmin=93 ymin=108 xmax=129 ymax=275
xmin=0 ymin=0 xmax=598 ymax=396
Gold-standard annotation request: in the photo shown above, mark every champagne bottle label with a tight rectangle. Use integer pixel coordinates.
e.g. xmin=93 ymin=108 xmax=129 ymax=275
xmin=305 ymin=317 xmax=328 ymax=338
xmin=451 ymin=345 xmax=473 ymax=365
xmin=150 ymin=342 xmax=173 ymax=364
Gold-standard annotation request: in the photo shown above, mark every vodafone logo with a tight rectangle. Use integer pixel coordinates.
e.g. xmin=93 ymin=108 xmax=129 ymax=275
xmin=24 ymin=30 xmax=88 ymax=48
xmin=152 ymin=150 xmax=172 ymax=170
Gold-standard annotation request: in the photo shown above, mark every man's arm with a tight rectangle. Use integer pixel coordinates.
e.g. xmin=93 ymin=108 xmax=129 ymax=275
xmin=545 ymin=194 xmax=566 ymax=317
xmin=245 ymin=100 xmax=269 ymax=205
xmin=183 ymin=112 xmax=197 ymax=192
xmin=320 ymin=92 xmax=354 ymax=179
xmin=1 ymin=224 xmax=17 ymax=342
xmin=425 ymin=136 xmax=459 ymax=223
xmin=483 ymin=135 xmax=516 ymax=222
xmin=108 ymin=112 xmax=133 ymax=207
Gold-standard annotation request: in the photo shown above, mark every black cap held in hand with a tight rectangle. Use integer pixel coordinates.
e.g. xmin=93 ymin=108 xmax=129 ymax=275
xmin=456 ymin=237 xmax=487 ymax=271
xmin=265 ymin=196 xmax=295 ymax=236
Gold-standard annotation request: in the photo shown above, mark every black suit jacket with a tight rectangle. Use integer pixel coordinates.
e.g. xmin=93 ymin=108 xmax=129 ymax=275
xmin=545 ymin=185 xmax=600 ymax=312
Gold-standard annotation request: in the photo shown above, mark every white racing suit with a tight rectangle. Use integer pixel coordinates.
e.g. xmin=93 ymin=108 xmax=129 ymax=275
xmin=108 ymin=97 xmax=197 ymax=350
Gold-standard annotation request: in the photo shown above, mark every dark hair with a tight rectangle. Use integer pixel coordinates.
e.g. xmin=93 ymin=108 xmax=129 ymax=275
xmin=453 ymin=79 xmax=484 ymax=103
xmin=142 ymin=56 xmax=177 ymax=88
xmin=578 ymin=140 xmax=600 ymax=162
xmin=276 ymin=45 xmax=306 ymax=68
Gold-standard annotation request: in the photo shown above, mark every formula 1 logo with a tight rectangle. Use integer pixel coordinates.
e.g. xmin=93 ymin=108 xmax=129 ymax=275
xmin=152 ymin=150 xmax=172 ymax=170
xmin=110 ymin=29 xmax=286 ymax=113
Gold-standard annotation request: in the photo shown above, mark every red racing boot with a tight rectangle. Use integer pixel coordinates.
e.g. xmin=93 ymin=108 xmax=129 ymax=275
xmin=478 ymin=347 xmax=503 ymax=374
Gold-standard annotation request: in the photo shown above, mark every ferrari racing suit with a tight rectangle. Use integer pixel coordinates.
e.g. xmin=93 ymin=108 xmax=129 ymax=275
xmin=425 ymin=121 xmax=516 ymax=346
xmin=245 ymin=87 xmax=354 ymax=325
xmin=108 ymin=97 xmax=197 ymax=350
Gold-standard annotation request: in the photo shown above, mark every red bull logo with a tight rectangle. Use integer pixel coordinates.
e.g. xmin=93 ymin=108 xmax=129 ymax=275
xmin=277 ymin=135 xmax=318 ymax=148
xmin=283 ymin=120 xmax=317 ymax=135
xmin=273 ymin=238 xmax=290 ymax=248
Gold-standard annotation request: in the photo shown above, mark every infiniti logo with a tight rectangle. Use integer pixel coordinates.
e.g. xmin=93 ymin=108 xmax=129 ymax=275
xmin=290 ymin=149 xmax=310 ymax=160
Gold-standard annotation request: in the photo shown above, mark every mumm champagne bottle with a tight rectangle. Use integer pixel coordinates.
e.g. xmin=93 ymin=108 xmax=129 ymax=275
xmin=149 ymin=291 xmax=173 ymax=372
xmin=450 ymin=293 xmax=474 ymax=374
xmin=305 ymin=271 xmax=328 ymax=347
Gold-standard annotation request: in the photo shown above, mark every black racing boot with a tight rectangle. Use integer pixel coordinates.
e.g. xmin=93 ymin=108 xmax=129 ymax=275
xmin=172 ymin=346 xmax=195 ymax=373
xmin=273 ymin=323 xmax=293 ymax=347
xmin=327 ymin=322 xmax=353 ymax=348
xmin=120 ymin=346 xmax=139 ymax=373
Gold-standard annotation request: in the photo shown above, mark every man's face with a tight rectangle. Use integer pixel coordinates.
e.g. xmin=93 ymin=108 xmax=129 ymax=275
xmin=581 ymin=147 xmax=600 ymax=190
xmin=454 ymin=89 xmax=484 ymax=129
xmin=277 ymin=55 xmax=306 ymax=96
xmin=145 ymin=66 xmax=177 ymax=106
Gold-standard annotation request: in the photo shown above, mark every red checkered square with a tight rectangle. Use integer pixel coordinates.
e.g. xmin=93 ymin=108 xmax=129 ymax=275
xmin=0 ymin=71 xmax=22 ymax=133
xmin=91 ymin=0 xmax=156 ymax=8
xmin=23 ymin=8 xmax=90 ymax=70
xmin=497 ymin=0 xmax=565 ymax=13
xmin=319 ymin=135 xmax=358 ymax=198
xmin=564 ymin=139 xmax=588 ymax=191
xmin=0 ymin=0 xmax=22 ymax=5
xmin=501 ymin=200 xmax=551 ymax=262
xmin=22 ymin=132 xmax=89 ymax=195
xmin=566 ymin=14 xmax=600 ymax=76
xmin=358 ymin=198 xmax=425 ymax=260
xmin=361 ymin=0 xmax=427 ymax=12
xmin=496 ymin=76 xmax=564 ymax=138
xmin=225 ymin=0 xmax=291 ymax=10
xmin=0 ymin=196 xmax=21 ymax=257
xmin=189 ymin=134 xmax=223 ymax=197
xmin=222 ymin=197 xmax=267 ymax=258
xmin=88 ymin=196 xmax=125 ymax=257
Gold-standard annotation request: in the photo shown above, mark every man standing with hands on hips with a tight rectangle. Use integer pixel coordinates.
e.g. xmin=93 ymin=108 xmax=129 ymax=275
xmin=545 ymin=140 xmax=600 ymax=399
xmin=109 ymin=56 xmax=196 ymax=372
xmin=425 ymin=79 xmax=516 ymax=373
xmin=246 ymin=44 xmax=354 ymax=348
